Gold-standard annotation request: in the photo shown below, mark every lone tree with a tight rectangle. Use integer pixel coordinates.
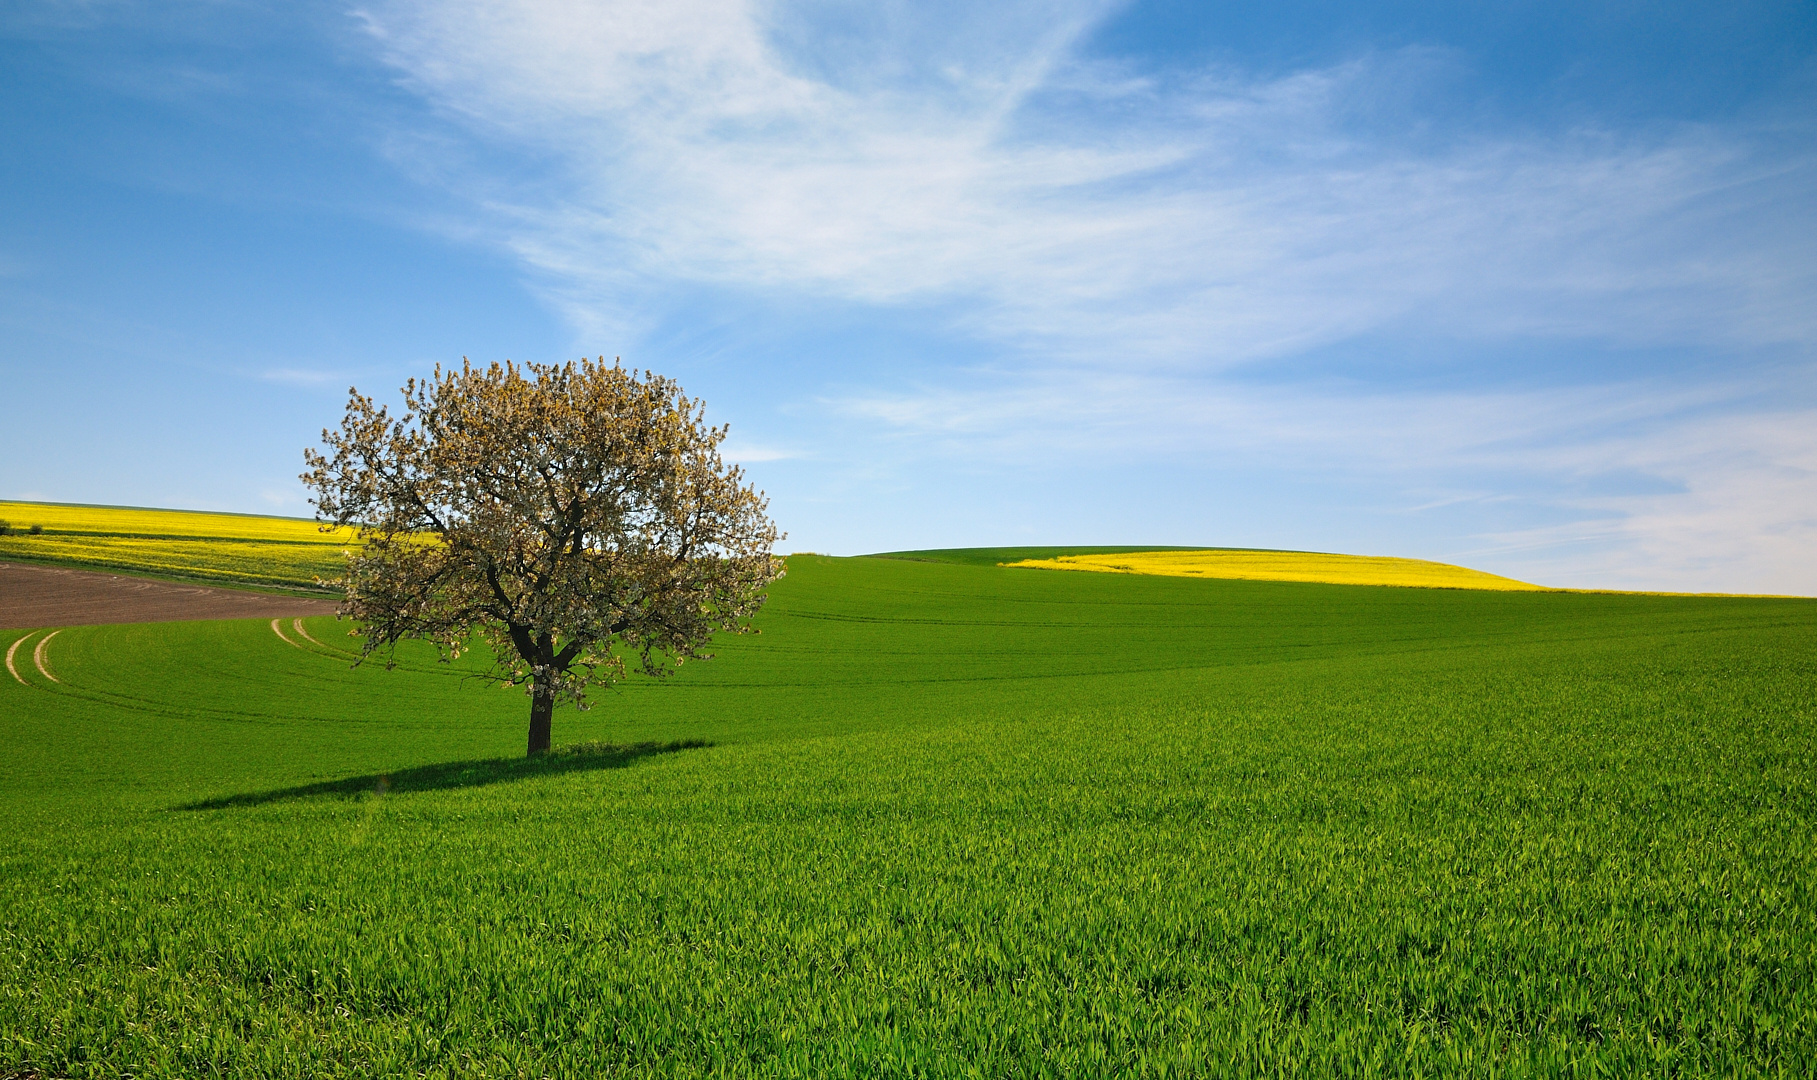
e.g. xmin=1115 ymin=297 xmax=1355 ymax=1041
xmin=302 ymin=358 xmax=783 ymax=756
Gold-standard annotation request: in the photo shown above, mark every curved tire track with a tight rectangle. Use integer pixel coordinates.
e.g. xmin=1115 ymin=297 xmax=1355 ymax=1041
xmin=5 ymin=631 xmax=35 ymax=687
xmin=33 ymin=629 xmax=62 ymax=683
xmin=292 ymin=618 xmax=329 ymax=648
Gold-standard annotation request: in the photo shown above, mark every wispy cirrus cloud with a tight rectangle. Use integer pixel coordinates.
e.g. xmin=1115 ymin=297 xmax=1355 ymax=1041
xmin=826 ymin=369 xmax=1817 ymax=592
xmin=346 ymin=0 xmax=1817 ymax=590
xmin=357 ymin=0 xmax=1815 ymax=363
xmin=719 ymin=440 xmax=798 ymax=464
xmin=260 ymin=368 xmax=346 ymax=387
xmin=1463 ymin=408 xmax=1817 ymax=594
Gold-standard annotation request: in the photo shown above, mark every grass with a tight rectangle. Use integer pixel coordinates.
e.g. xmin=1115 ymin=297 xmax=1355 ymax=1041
xmin=0 ymin=500 xmax=353 ymax=593
xmin=175 ymin=740 xmax=714 ymax=810
xmin=1004 ymin=549 xmax=1545 ymax=591
xmin=1 ymin=553 xmax=1814 ymax=1076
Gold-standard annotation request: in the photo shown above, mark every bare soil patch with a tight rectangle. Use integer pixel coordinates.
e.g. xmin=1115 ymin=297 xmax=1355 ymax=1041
xmin=0 ymin=562 xmax=339 ymax=629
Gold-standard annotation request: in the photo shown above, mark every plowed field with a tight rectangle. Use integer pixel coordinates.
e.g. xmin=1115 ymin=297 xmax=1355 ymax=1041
xmin=0 ymin=561 xmax=338 ymax=629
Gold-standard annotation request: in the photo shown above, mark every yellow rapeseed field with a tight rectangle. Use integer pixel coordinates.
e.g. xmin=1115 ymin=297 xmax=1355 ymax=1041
xmin=0 ymin=502 xmax=345 ymax=542
xmin=1004 ymin=549 xmax=1547 ymax=591
xmin=0 ymin=501 xmax=353 ymax=592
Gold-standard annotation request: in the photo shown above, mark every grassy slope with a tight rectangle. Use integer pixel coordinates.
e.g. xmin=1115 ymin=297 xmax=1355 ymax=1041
xmin=2 ymin=556 xmax=1814 ymax=1076
xmin=1003 ymin=550 xmax=1544 ymax=591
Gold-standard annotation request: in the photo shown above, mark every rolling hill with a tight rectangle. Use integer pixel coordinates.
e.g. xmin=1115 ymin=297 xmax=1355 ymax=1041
xmin=3 ymin=549 xmax=1812 ymax=1075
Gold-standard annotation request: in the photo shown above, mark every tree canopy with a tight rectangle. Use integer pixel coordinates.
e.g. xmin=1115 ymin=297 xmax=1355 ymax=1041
xmin=302 ymin=358 xmax=783 ymax=755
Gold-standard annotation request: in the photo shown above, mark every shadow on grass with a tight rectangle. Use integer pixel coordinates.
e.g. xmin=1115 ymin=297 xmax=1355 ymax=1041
xmin=176 ymin=740 xmax=712 ymax=810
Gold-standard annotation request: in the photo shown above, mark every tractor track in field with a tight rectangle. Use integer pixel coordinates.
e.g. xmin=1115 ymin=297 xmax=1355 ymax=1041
xmin=0 ymin=561 xmax=337 ymax=629
xmin=5 ymin=628 xmax=65 ymax=688
xmin=7 ymin=614 xmax=464 ymax=720
xmin=272 ymin=616 xmax=355 ymax=660
xmin=5 ymin=631 xmax=30 ymax=686
xmin=32 ymin=629 xmax=61 ymax=683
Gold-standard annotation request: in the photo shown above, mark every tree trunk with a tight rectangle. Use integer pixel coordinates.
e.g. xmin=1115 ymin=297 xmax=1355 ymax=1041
xmin=527 ymin=679 xmax=554 ymax=756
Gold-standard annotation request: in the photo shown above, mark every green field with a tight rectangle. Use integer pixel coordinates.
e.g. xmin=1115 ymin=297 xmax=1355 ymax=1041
xmin=3 ymin=554 xmax=1814 ymax=1076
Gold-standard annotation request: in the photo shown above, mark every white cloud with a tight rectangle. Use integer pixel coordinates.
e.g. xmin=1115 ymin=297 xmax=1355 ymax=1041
xmin=350 ymin=0 xmax=1817 ymax=591
xmin=719 ymin=440 xmax=797 ymax=463
xmin=1463 ymin=409 xmax=1817 ymax=595
xmin=260 ymin=368 xmax=343 ymax=387
xmin=358 ymin=0 xmax=1815 ymax=363
xmin=822 ymin=370 xmax=1817 ymax=593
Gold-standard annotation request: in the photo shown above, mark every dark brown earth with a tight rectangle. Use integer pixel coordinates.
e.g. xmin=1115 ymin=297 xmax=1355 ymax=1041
xmin=0 ymin=562 xmax=340 ymax=629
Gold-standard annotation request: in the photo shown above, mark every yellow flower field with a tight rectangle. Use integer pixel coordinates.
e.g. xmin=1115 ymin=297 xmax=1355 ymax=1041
xmin=1003 ymin=549 xmax=1547 ymax=591
xmin=0 ymin=501 xmax=353 ymax=592
xmin=0 ymin=501 xmax=350 ymax=543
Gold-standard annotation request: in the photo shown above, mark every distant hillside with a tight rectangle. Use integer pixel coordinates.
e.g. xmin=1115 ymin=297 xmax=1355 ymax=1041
xmin=1005 ymin=549 xmax=1544 ymax=591
xmin=0 ymin=501 xmax=349 ymax=595
xmin=869 ymin=545 xmax=1543 ymax=591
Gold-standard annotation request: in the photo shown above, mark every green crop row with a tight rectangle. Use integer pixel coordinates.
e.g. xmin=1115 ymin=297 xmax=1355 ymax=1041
xmin=2 ymin=556 xmax=1813 ymax=1076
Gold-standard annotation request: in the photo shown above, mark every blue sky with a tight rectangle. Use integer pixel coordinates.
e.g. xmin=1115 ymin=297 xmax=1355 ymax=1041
xmin=2 ymin=1 xmax=1813 ymax=593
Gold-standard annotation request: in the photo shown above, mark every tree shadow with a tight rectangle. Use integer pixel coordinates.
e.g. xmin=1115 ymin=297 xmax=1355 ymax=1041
xmin=176 ymin=740 xmax=711 ymax=810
